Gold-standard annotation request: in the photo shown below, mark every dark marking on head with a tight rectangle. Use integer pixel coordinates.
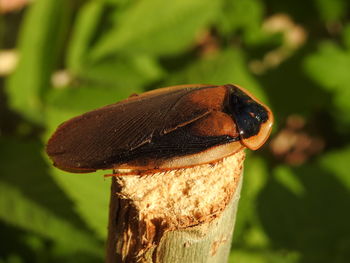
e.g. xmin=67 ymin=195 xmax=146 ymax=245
xmin=225 ymin=84 xmax=269 ymax=139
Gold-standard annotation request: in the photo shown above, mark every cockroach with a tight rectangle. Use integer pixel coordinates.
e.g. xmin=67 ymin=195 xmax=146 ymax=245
xmin=46 ymin=84 xmax=273 ymax=175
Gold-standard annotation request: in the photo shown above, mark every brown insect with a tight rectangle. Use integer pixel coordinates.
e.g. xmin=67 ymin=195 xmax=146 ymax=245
xmin=46 ymin=84 xmax=273 ymax=176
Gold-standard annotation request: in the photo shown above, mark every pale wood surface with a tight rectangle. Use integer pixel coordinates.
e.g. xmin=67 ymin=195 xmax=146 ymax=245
xmin=106 ymin=151 xmax=245 ymax=263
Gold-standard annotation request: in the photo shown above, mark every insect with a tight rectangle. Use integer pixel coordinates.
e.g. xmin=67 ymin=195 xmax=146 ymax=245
xmin=46 ymin=84 xmax=273 ymax=176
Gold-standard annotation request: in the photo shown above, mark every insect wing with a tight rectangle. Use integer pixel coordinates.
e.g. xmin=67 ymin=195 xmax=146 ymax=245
xmin=46 ymin=85 xmax=219 ymax=170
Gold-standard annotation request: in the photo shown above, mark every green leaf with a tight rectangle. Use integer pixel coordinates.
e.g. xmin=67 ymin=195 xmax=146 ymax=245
xmin=48 ymin=169 xmax=110 ymax=240
xmin=319 ymin=145 xmax=350 ymax=190
xmin=274 ymin=166 xmax=305 ymax=197
xmin=45 ymin=85 xmax=141 ymax=238
xmin=45 ymin=85 xmax=141 ymax=123
xmin=304 ymin=41 xmax=350 ymax=124
xmin=0 ymin=137 xmax=103 ymax=258
xmin=343 ymin=24 xmax=350 ymax=49
xmin=304 ymin=42 xmax=350 ymax=89
xmin=256 ymin=157 xmax=350 ymax=262
xmin=91 ymin=0 xmax=222 ymax=59
xmin=80 ymin=54 xmax=164 ymax=89
xmin=0 ymin=138 xmax=93 ymax=227
xmin=216 ymin=0 xmax=265 ymax=44
xmin=0 ymin=181 xmax=102 ymax=256
xmin=166 ymin=48 xmax=269 ymax=103
xmin=66 ymin=0 xmax=104 ymax=73
xmin=230 ymin=156 xmax=275 ymax=262
xmin=234 ymin=155 xmax=269 ymax=242
xmin=314 ymin=0 xmax=348 ymax=22
xmin=5 ymin=0 xmax=72 ymax=123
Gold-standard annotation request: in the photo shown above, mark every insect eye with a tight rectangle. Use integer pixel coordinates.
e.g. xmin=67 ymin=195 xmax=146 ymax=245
xmin=249 ymin=112 xmax=257 ymax=119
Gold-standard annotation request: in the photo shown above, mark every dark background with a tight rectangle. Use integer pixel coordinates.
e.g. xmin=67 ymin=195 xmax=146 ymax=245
xmin=1 ymin=0 xmax=350 ymax=262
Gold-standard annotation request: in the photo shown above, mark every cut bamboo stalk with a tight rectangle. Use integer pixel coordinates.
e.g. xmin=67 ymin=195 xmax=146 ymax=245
xmin=106 ymin=150 xmax=245 ymax=263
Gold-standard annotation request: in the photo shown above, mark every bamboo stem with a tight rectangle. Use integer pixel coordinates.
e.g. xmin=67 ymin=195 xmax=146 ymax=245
xmin=106 ymin=150 xmax=245 ymax=263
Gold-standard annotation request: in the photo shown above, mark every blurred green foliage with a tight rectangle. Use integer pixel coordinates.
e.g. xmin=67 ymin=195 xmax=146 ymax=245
xmin=1 ymin=0 xmax=350 ymax=262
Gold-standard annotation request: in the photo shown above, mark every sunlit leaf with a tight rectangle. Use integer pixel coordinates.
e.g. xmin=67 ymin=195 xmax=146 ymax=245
xmin=79 ymin=55 xmax=164 ymax=89
xmin=44 ymin=85 xmax=141 ymax=238
xmin=319 ymin=145 xmax=350 ymax=190
xmin=234 ymin=155 xmax=269 ymax=241
xmin=91 ymin=0 xmax=222 ymax=59
xmin=304 ymin=41 xmax=350 ymax=124
xmin=216 ymin=0 xmax=265 ymax=44
xmin=0 ymin=182 xmax=102 ymax=256
xmin=48 ymin=168 xmax=110 ymax=239
xmin=5 ymin=0 xmax=72 ymax=123
xmin=165 ymin=48 xmax=269 ymax=103
xmin=343 ymin=24 xmax=350 ymax=49
xmin=67 ymin=1 xmax=104 ymax=73
xmin=0 ymin=138 xmax=91 ymax=227
xmin=46 ymin=85 xmax=141 ymax=120
xmin=274 ymin=166 xmax=305 ymax=197
xmin=314 ymin=0 xmax=348 ymax=22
